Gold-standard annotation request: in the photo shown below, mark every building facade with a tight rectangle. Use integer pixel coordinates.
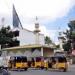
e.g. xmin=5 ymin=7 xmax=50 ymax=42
xmin=0 ymin=5 xmax=54 ymax=57
xmin=2 ymin=44 xmax=54 ymax=57
xmin=13 ymin=28 xmax=45 ymax=46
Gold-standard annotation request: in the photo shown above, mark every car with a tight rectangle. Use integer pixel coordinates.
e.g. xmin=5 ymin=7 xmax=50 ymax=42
xmin=0 ymin=67 xmax=10 ymax=75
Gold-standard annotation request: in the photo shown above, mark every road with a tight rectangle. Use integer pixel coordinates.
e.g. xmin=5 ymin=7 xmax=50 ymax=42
xmin=10 ymin=65 xmax=75 ymax=75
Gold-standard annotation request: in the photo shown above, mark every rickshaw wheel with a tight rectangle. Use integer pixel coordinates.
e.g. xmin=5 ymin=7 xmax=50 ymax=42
xmin=24 ymin=68 xmax=28 ymax=71
xmin=45 ymin=67 xmax=48 ymax=70
xmin=63 ymin=68 xmax=67 ymax=72
xmin=59 ymin=68 xmax=67 ymax=72
xmin=40 ymin=66 xmax=44 ymax=70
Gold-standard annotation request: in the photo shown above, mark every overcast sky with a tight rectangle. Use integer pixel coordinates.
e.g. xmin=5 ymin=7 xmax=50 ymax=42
xmin=0 ymin=0 xmax=75 ymax=44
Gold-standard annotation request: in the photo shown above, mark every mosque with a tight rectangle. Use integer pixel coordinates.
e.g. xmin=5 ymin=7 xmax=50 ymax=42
xmin=1 ymin=5 xmax=54 ymax=57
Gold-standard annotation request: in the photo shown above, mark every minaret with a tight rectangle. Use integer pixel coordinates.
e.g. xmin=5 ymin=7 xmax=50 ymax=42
xmin=58 ymin=30 xmax=64 ymax=52
xmin=34 ymin=16 xmax=40 ymax=44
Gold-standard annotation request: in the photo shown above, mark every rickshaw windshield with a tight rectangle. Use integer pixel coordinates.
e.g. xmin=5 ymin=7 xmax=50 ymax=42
xmin=15 ymin=57 xmax=22 ymax=62
xmin=57 ymin=57 xmax=67 ymax=63
xmin=50 ymin=56 xmax=67 ymax=63
xmin=36 ymin=57 xmax=41 ymax=62
xmin=22 ymin=57 xmax=27 ymax=62
xmin=11 ymin=56 xmax=27 ymax=63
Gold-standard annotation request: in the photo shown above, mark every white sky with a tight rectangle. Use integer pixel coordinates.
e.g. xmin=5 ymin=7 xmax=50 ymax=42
xmin=0 ymin=0 xmax=75 ymax=44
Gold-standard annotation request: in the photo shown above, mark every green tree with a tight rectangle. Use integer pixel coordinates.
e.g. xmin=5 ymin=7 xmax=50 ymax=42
xmin=45 ymin=36 xmax=52 ymax=45
xmin=0 ymin=26 xmax=19 ymax=49
xmin=63 ymin=20 xmax=75 ymax=52
xmin=63 ymin=41 xmax=71 ymax=51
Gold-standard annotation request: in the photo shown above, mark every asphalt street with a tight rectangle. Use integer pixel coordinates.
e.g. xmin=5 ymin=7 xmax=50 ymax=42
xmin=10 ymin=65 xmax=75 ymax=75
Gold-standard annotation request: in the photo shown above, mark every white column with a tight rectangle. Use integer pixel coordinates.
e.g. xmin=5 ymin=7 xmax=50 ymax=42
xmin=35 ymin=33 xmax=39 ymax=44
xmin=41 ymin=47 xmax=43 ymax=56
xmin=59 ymin=39 xmax=64 ymax=51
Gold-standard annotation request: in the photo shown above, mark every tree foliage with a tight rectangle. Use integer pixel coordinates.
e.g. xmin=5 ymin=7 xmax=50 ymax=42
xmin=45 ymin=36 xmax=52 ymax=45
xmin=0 ymin=26 xmax=19 ymax=49
xmin=63 ymin=20 xmax=75 ymax=52
xmin=63 ymin=41 xmax=71 ymax=51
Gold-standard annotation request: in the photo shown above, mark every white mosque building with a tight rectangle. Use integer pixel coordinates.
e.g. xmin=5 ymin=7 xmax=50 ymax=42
xmin=0 ymin=5 xmax=45 ymax=46
xmin=1 ymin=5 xmax=54 ymax=57
xmin=12 ymin=5 xmax=45 ymax=46
xmin=13 ymin=18 xmax=45 ymax=46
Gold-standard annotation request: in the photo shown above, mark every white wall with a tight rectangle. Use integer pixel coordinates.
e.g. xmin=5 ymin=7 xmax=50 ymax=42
xmin=39 ymin=34 xmax=45 ymax=45
xmin=17 ymin=29 xmax=45 ymax=46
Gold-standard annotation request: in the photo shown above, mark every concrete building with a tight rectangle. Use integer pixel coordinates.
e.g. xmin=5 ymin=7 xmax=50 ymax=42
xmin=1 ymin=18 xmax=54 ymax=57
xmin=2 ymin=44 xmax=54 ymax=57
xmin=1 ymin=5 xmax=54 ymax=57
xmin=12 ymin=27 xmax=45 ymax=46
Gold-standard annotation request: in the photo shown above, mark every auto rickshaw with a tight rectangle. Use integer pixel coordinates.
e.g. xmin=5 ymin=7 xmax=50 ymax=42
xmin=48 ymin=56 xmax=68 ymax=72
xmin=31 ymin=57 xmax=48 ymax=69
xmin=8 ymin=56 xmax=28 ymax=71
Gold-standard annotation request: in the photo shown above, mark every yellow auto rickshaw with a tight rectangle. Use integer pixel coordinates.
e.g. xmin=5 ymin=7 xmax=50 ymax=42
xmin=48 ymin=56 xmax=68 ymax=72
xmin=31 ymin=57 xmax=48 ymax=69
xmin=8 ymin=56 xmax=28 ymax=71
